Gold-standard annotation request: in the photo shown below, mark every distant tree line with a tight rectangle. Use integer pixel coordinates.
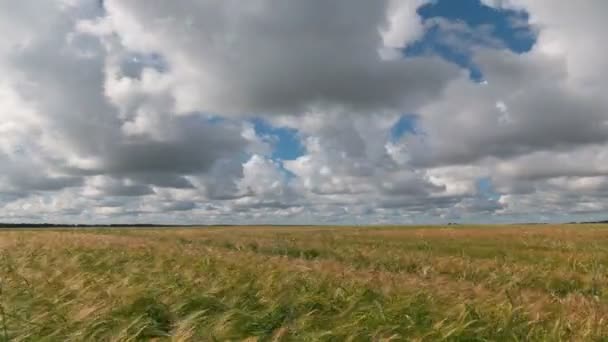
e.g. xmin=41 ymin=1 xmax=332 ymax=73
xmin=0 ymin=223 xmax=192 ymax=228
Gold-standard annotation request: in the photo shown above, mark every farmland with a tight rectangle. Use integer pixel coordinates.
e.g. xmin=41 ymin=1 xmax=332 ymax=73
xmin=1 ymin=225 xmax=608 ymax=341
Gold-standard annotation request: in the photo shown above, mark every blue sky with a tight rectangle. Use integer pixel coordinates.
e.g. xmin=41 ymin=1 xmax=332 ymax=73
xmin=418 ymin=0 xmax=535 ymax=53
xmin=252 ymin=118 xmax=304 ymax=161
xmin=409 ymin=0 xmax=536 ymax=79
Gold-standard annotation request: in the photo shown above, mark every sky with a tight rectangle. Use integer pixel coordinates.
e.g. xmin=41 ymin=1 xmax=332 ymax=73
xmin=1 ymin=0 xmax=608 ymax=225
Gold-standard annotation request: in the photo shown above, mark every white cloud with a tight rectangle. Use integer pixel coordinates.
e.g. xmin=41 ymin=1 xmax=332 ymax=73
xmin=0 ymin=1 xmax=607 ymax=223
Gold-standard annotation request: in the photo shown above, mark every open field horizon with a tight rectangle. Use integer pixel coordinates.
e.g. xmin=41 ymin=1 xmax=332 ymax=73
xmin=4 ymin=1 xmax=608 ymax=340
xmin=3 ymin=224 xmax=608 ymax=341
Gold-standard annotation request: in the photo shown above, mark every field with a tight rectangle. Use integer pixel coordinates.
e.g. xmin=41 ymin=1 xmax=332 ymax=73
xmin=1 ymin=225 xmax=608 ymax=341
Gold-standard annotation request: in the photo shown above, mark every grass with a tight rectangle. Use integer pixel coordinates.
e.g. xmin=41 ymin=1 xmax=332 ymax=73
xmin=1 ymin=225 xmax=608 ymax=340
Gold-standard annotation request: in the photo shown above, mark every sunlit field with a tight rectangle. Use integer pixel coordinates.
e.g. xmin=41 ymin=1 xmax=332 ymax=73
xmin=2 ymin=225 xmax=608 ymax=341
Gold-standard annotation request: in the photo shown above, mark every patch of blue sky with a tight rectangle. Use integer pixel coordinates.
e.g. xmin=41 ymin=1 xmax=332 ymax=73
xmin=476 ymin=177 xmax=500 ymax=200
xmin=252 ymin=118 xmax=304 ymax=161
xmin=390 ymin=114 xmax=420 ymax=141
xmin=418 ymin=0 xmax=536 ymax=53
xmin=405 ymin=0 xmax=536 ymax=81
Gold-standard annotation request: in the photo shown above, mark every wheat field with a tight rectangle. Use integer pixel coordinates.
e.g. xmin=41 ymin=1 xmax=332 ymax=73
xmin=1 ymin=225 xmax=608 ymax=341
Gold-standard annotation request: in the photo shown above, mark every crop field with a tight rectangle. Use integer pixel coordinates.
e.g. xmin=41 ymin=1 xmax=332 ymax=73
xmin=1 ymin=225 xmax=608 ymax=341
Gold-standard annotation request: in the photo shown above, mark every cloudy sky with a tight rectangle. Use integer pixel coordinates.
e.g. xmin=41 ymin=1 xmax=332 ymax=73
xmin=1 ymin=0 xmax=607 ymax=224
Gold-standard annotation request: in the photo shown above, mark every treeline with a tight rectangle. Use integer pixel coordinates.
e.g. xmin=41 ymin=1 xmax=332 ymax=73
xmin=0 ymin=223 xmax=196 ymax=228
xmin=0 ymin=223 xmax=313 ymax=228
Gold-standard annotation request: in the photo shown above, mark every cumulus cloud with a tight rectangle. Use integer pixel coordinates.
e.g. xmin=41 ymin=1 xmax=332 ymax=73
xmin=410 ymin=1 xmax=608 ymax=217
xmin=0 ymin=0 xmax=607 ymax=223
xmin=92 ymin=0 xmax=459 ymax=115
xmin=0 ymin=1 xmax=257 ymax=221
